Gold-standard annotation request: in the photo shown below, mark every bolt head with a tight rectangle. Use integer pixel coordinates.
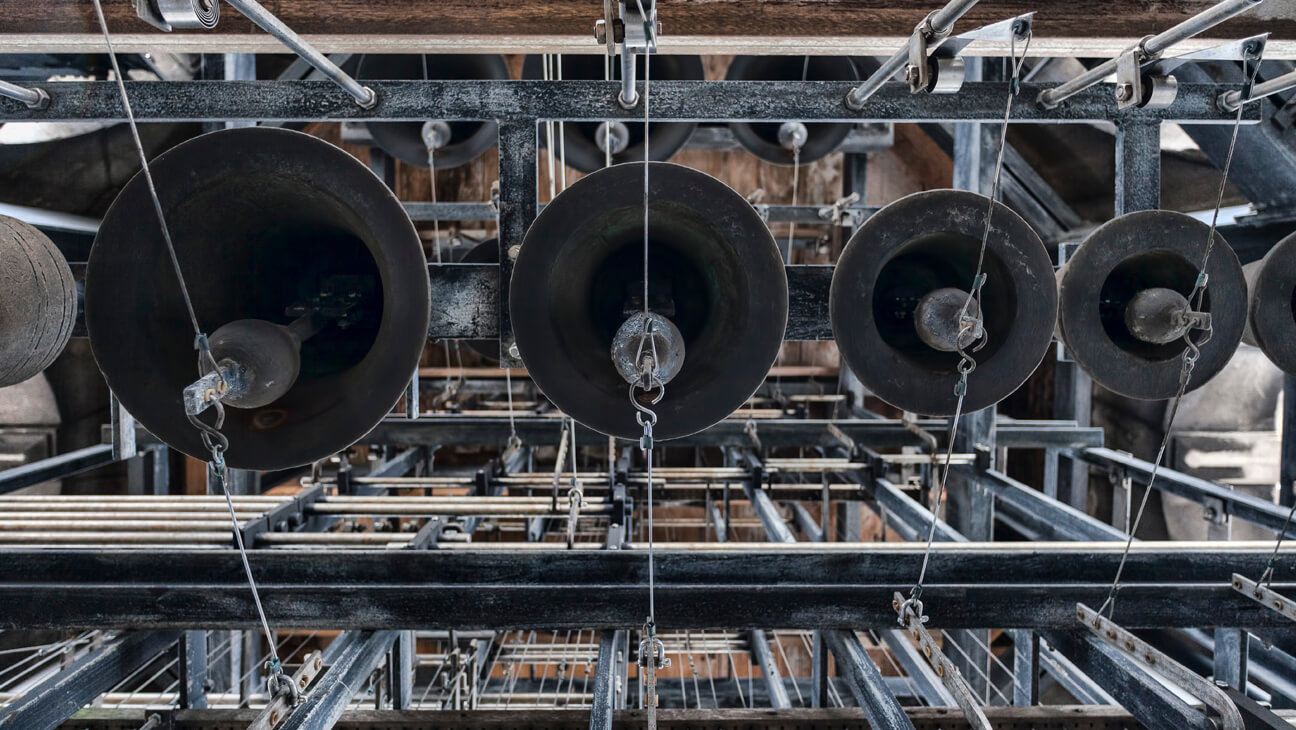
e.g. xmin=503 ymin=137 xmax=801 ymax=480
xmin=507 ymin=244 xmax=521 ymax=261
xmin=1116 ymin=83 xmax=1134 ymax=101
xmin=508 ymin=342 xmax=521 ymax=360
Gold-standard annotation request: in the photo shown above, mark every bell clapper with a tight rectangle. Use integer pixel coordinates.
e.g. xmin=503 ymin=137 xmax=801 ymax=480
xmin=182 ymin=278 xmax=365 ymax=417
xmin=421 ymin=120 xmax=452 ymax=153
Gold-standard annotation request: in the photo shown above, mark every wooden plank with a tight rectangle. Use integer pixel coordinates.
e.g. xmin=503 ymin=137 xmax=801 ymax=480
xmin=2 ymin=1 xmax=1293 ymax=57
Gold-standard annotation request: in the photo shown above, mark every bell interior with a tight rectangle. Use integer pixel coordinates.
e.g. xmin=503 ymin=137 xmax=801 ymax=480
xmin=739 ymin=57 xmax=852 ymax=148
xmin=170 ymin=169 xmax=384 ymax=423
xmin=1098 ymin=250 xmax=1206 ymax=361
xmin=871 ymin=231 xmax=1014 ymax=373
xmin=544 ymin=200 xmax=743 ymax=407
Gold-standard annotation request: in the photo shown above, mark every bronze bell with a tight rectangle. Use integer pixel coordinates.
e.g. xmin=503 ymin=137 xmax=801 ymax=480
xmin=510 ymin=162 xmax=787 ymax=440
xmin=85 ymin=127 xmax=430 ymax=470
xmin=1242 ymin=231 xmax=1296 ymax=375
xmin=1056 ymin=210 xmax=1246 ymax=400
xmin=830 ymin=189 xmax=1058 ymax=415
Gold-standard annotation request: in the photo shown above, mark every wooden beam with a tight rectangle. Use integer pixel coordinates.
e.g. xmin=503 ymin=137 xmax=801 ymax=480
xmin=2 ymin=1 xmax=1292 ymax=57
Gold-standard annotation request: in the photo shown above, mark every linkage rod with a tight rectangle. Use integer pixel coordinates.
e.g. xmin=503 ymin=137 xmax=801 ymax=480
xmin=1038 ymin=0 xmax=1263 ymax=108
xmin=844 ymin=0 xmax=980 ymax=109
xmin=1220 ymin=67 xmax=1296 ymax=110
xmin=0 ymin=78 xmax=48 ymax=109
xmin=222 ymin=0 xmax=376 ymax=108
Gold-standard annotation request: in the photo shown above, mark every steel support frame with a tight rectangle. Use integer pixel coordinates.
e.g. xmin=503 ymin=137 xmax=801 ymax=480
xmin=368 ymin=417 xmax=1102 ymax=451
xmin=0 ymin=631 xmax=180 ymax=730
xmin=280 ymin=631 xmax=397 ymax=730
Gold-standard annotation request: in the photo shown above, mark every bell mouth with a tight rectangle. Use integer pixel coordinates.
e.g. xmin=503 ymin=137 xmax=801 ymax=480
xmin=872 ymin=231 xmax=1014 ymax=372
xmin=1098 ymin=250 xmax=1205 ymax=362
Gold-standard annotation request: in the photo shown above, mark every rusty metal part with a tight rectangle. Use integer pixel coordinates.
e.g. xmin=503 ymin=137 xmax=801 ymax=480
xmin=1056 ymin=210 xmax=1245 ymax=400
xmin=830 ymin=189 xmax=1057 ymax=415
xmin=85 ymin=127 xmax=430 ymax=470
xmin=510 ymin=162 xmax=787 ymax=440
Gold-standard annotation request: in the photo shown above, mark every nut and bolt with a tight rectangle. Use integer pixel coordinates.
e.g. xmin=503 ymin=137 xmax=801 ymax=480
xmin=1115 ymin=83 xmax=1135 ymax=102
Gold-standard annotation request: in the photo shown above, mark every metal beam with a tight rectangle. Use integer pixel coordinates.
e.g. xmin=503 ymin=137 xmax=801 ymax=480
xmin=0 ymin=631 xmax=179 ymax=730
xmin=1078 ymin=447 xmax=1296 ymax=537
xmin=5 ymin=545 xmax=1295 ymax=630
xmin=0 ymin=81 xmax=1255 ymax=124
xmin=967 ymin=468 xmax=1127 ymax=542
xmin=369 ymin=418 xmax=1104 ymax=451
xmin=0 ymin=444 xmax=116 ymax=495
xmin=1041 ymin=631 xmax=1216 ymax=730
xmin=748 ymin=630 xmax=792 ymax=709
xmin=280 ymin=631 xmax=398 ymax=730
xmin=822 ymin=630 xmax=917 ymax=729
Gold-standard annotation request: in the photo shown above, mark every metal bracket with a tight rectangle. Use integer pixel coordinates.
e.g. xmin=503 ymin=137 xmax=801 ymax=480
xmin=1121 ymin=34 xmax=1266 ymax=110
xmin=909 ymin=13 xmax=1033 ymax=96
xmin=133 ymin=0 xmax=220 ymax=32
xmin=1076 ymin=603 xmax=1244 ymax=730
xmin=248 ymin=650 xmax=323 ymax=730
xmin=817 ymin=192 xmax=863 ymax=227
xmin=894 ymin=592 xmax=992 ymax=730
xmin=619 ymin=0 xmax=659 ymax=53
xmin=182 ymin=359 xmax=250 ymax=416
xmin=1232 ymin=573 xmax=1296 ymax=623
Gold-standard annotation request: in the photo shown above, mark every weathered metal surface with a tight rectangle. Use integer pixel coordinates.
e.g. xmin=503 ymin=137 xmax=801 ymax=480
xmin=823 ymin=630 xmax=916 ymax=730
xmin=0 ymin=81 xmax=1259 ymax=124
xmin=0 ymin=215 xmax=77 ymax=388
xmin=0 ymin=443 xmax=116 ymax=496
xmin=366 ymin=416 xmax=1103 ymax=450
xmin=1 ymin=544 xmax=1294 ymax=630
xmin=1243 ymin=232 xmax=1296 ymax=375
xmin=429 ymin=264 xmax=499 ymax=339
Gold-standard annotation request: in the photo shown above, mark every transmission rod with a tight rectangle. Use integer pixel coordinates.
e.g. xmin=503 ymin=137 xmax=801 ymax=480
xmin=222 ymin=0 xmax=376 ymax=108
xmin=1219 ymin=67 xmax=1296 ymax=110
xmin=1038 ymin=0 xmax=1264 ymax=108
xmin=844 ymin=0 xmax=980 ymax=109
xmin=0 ymin=78 xmax=49 ymax=109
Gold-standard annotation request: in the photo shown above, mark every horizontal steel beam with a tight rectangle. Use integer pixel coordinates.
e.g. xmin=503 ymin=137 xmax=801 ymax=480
xmin=54 ymin=706 xmax=1296 ymax=729
xmin=1078 ymin=447 xmax=1296 ymax=538
xmin=2 ymin=544 xmax=1292 ymax=631
xmin=0 ymin=444 xmax=117 ymax=496
xmin=0 ymin=81 xmax=1257 ymax=124
xmin=366 ymin=417 xmax=1104 ymax=451
xmin=0 ymin=631 xmax=179 ymax=730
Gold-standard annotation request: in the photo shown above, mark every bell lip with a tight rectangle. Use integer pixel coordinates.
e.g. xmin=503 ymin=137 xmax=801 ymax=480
xmin=509 ymin=161 xmax=788 ymax=441
xmin=829 ymin=188 xmax=1058 ymax=416
xmin=357 ymin=53 xmax=511 ymax=169
xmin=1246 ymin=231 xmax=1296 ymax=375
xmin=521 ymin=55 xmax=704 ymax=173
xmin=85 ymin=126 xmax=430 ymax=470
xmin=1058 ymin=209 xmax=1247 ymax=401
xmin=724 ymin=55 xmax=859 ymax=166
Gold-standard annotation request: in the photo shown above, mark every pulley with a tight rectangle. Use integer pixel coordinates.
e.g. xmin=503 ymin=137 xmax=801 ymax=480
xmin=510 ymin=162 xmax=787 ymax=440
xmin=724 ymin=56 xmax=859 ymax=165
xmin=829 ymin=189 xmax=1057 ymax=416
xmin=520 ymin=55 xmax=704 ymax=173
xmin=85 ymin=127 xmax=430 ymax=470
xmin=355 ymin=54 xmax=510 ymax=169
xmin=1056 ymin=210 xmax=1246 ymax=400
xmin=1242 ymin=231 xmax=1296 ymax=375
xmin=456 ymin=238 xmax=501 ymax=362
xmin=0 ymin=215 xmax=76 ymax=388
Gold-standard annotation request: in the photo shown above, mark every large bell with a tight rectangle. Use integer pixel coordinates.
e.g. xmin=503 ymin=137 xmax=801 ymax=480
xmin=0 ymin=215 xmax=77 ymax=388
xmin=1243 ymin=232 xmax=1296 ymax=374
xmin=830 ymin=189 xmax=1058 ymax=416
xmin=1056 ymin=210 xmax=1246 ymax=400
xmin=85 ymin=127 xmax=430 ymax=470
xmin=356 ymin=54 xmax=510 ymax=169
xmin=724 ymin=56 xmax=858 ymax=165
xmin=520 ymin=54 xmax=705 ymax=173
xmin=510 ymin=162 xmax=787 ymax=440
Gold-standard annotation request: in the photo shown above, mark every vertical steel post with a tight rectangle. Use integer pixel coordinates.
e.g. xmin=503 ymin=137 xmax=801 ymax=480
xmin=180 ymin=631 xmax=209 ymax=709
xmin=1213 ymin=628 xmax=1248 ymax=691
xmin=392 ymin=631 xmax=415 ymax=710
xmin=1282 ymin=375 xmax=1295 ymax=508
xmin=497 ymin=120 xmax=538 ymax=367
xmin=1010 ymin=629 xmax=1038 ymax=705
